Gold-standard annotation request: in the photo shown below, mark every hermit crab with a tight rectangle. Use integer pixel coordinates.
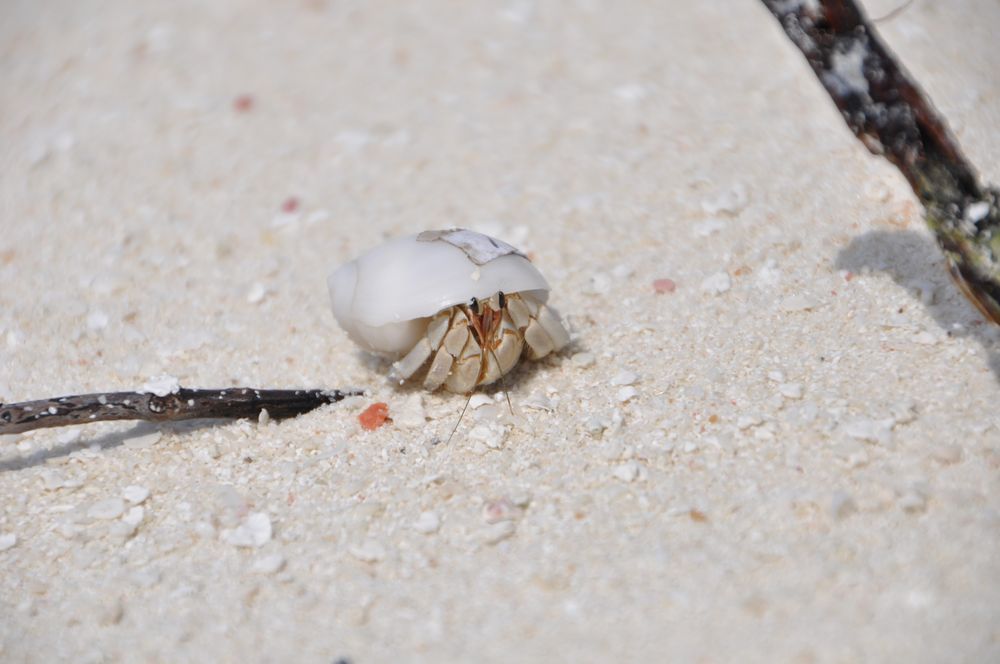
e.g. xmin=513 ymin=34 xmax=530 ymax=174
xmin=328 ymin=229 xmax=570 ymax=393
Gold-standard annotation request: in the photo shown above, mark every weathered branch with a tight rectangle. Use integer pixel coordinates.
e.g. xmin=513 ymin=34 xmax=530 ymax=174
xmin=760 ymin=0 xmax=1000 ymax=324
xmin=0 ymin=387 xmax=362 ymax=436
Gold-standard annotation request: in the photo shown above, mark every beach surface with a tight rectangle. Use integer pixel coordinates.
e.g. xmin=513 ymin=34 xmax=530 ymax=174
xmin=2 ymin=1 xmax=999 ymax=661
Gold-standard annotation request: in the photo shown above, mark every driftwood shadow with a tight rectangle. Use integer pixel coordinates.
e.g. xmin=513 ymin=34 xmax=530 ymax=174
xmin=0 ymin=419 xmax=225 ymax=473
xmin=835 ymin=230 xmax=1000 ymax=382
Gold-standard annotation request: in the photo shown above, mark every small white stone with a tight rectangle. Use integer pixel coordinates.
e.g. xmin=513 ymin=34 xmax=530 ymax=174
xmin=612 ymin=461 xmax=640 ymax=483
xmin=767 ymin=370 xmax=785 ymax=382
xmin=701 ymin=271 xmax=731 ymax=295
xmin=614 ymin=83 xmax=648 ymax=103
xmin=88 ymin=498 xmax=125 ymax=520
xmin=834 ymin=440 xmax=869 ymax=468
xmin=584 ymin=272 xmax=613 ymax=295
xmin=480 ymin=520 xmax=516 ymax=545
xmin=246 ymin=283 xmax=267 ymax=304
xmin=930 ymin=445 xmax=963 ymax=465
xmin=912 ymin=330 xmax=938 ymax=345
xmin=140 ymin=375 xmax=179 ymax=397
xmin=122 ymin=506 xmax=145 ymax=528
xmin=778 ymin=383 xmax=803 ymax=399
xmin=86 ymin=310 xmax=109 ymax=331
xmin=571 ymin=352 xmax=596 ymax=368
xmin=257 ymin=408 xmax=271 ymax=426
xmin=584 ymin=416 xmax=609 ymax=438
xmin=830 ymin=491 xmax=856 ymax=520
xmin=349 ymin=540 xmax=386 ymax=562
xmin=611 ymin=264 xmax=635 ymax=279
xmin=965 ymin=201 xmax=990 ymax=223
xmin=898 ymin=491 xmax=927 ymax=513
xmin=220 ymin=512 xmax=272 ymax=548
xmin=0 ymin=533 xmax=16 ymax=551
xmin=468 ymin=394 xmax=494 ymax=410
xmin=522 ymin=393 xmax=554 ymax=412
xmin=616 ymin=386 xmax=639 ymax=403
xmin=394 ymin=393 xmax=426 ymax=428
xmin=610 ymin=370 xmax=639 ymax=386
xmin=842 ymin=418 xmax=893 ymax=445
xmin=780 ymin=294 xmax=819 ymax=312
xmin=252 ymin=553 xmax=286 ymax=574
xmin=701 ymin=183 xmax=749 ymax=216
xmin=737 ymin=414 xmax=762 ymax=430
xmin=468 ymin=423 xmax=507 ymax=449
xmin=694 ymin=218 xmax=726 ymax=237
xmin=413 ymin=511 xmax=441 ymax=534
xmin=122 ymin=485 xmax=150 ymax=505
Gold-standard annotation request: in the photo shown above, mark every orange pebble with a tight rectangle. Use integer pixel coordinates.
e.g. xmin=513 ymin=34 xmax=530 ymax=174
xmin=652 ymin=278 xmax=676 ymax=294
xmin=359 ymin=402 xmax=391 ymax=431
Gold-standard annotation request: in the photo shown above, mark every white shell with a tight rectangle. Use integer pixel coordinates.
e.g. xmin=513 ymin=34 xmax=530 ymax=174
xmin=328 ymin=229 xmax=551 ymax=355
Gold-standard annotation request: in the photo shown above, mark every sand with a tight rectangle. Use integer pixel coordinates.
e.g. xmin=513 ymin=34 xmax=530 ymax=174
xmin=2 ymin=0 xmax=999 ymax=661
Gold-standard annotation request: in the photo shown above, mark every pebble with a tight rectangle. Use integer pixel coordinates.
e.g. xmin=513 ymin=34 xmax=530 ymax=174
xmin=612 ymin=461 xmax=640 ymax=483
xmin=841 ymin=418 xmax=893 ymax=445
xmin=652 ymin=278 xmax=677 ymax=294
xmin=220 ymin=512 xmax=272 ymax=548
xmin=468 ymin=423 xmax=507 ymax=450
xmin=834 ymin=440 xmax=870 ymax=468
xmin=349 ymin=540 xmax=386 ymax=562
xmin=141 ymin=375 xmax=180 ymax=396
xmin=468 ymin=394 xmax=495 ymax=409
xmin=394 ymin=393 xmax=426 ymax=428
xmin=829 ymin=491 xmax=857 ymax=520
xmin=246 ymin=283 xmax=267 ymax=304
xmin=912 ymin=330 xmax=939 ymax=345
xmin=86 ymin=310 xmax=109 ymax=331
xmin=701 ymin=182 xmax=749 ymax=216
xmin=694 ymin=218 xmax=726 ymax=237
xmin=88 ymin=498 xmax=125 ymax=520
xmin=778 ymin=383 xmax=803 ymax=399
xmin=522 ymin=393 xmax=554 ymax=412
xmin=571 ymin=352 xmax=596 ymax=368
xmin=123 ymin=506 xmax=145 ymax=528
xmin=965 ymin=201 xmax=990 ymax=222
xmin=413 ymin=511 xmax=441 ymax=534
xmin=479 ymin=520 xmax=516 ymax=545
xmin=616 ymin=386 xmax=639 ymax=403
xmin=0 ymin=533 xmax=16 ymax=551
xmin=584 ymin=415 xmax=610 ymax=438
xmin=122 ymin=485 xmax=150 ymax=505
xmin=584 ymin=272 xmax=612 ymax=295
xmin=252 ymin=553 xmax=287 ymax=575
xmin=610 ymin=370 xmax=639 ymax=386
xmin=737 ymin=414 xmax=763 ymax=430
xmin=98 ymin=597 xmax=125 ymax=626
xmin=930 ymin=445 xmax=963 ymax=465
xmin=701 ymin=271 xmax=731 ymax=295
xmin=780 ymin=294 xmax=819 ymax=312
xmin=482 ymin=498 xmax=519 ymax=524
xmin=898 ymin=491 xmax=927 ymax=513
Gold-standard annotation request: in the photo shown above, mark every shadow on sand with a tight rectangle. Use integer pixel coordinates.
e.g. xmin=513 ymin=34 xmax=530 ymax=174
xmin=835 ymin=229 xmax=1000 ymax=383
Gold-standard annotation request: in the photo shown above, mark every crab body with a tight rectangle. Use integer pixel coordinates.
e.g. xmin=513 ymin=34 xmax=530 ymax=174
xmin=328 ymin=229 xmax=569 ymax=393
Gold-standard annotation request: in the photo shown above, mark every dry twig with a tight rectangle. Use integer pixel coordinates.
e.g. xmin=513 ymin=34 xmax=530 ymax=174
xmin=761 ymin=0 xmax=1000 ymax=324
xmin=0 ymin=387 xmax=361 ymax=436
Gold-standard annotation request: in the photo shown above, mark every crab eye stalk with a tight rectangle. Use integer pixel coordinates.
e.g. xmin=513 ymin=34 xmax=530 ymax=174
xmin=469 ymin=296 xmax=480 ymax=314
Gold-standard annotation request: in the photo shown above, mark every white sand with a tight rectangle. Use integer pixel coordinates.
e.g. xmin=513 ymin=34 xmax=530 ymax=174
xmin=2 ymin=0 xmax=999 ymax=661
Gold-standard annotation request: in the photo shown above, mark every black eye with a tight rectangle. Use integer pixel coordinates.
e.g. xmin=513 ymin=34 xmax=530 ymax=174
xmin=497 ymin=292 xmax=506 ymax=309
xmin=469 ymin=296 xmax=479 ymax=313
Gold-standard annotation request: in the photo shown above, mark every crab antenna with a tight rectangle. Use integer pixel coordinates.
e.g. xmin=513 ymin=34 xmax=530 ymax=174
xmin=489 ymin=346 xmax=515 ymax=416
xmin=446 ymin=392 xmax=474 ymax=445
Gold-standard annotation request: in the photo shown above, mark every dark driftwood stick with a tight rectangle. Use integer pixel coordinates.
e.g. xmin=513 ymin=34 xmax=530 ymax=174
xmin=761 ymin=0 xmax=1000 ymax=324
xmin=0 ymin=387 xmax=362 ymax=436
